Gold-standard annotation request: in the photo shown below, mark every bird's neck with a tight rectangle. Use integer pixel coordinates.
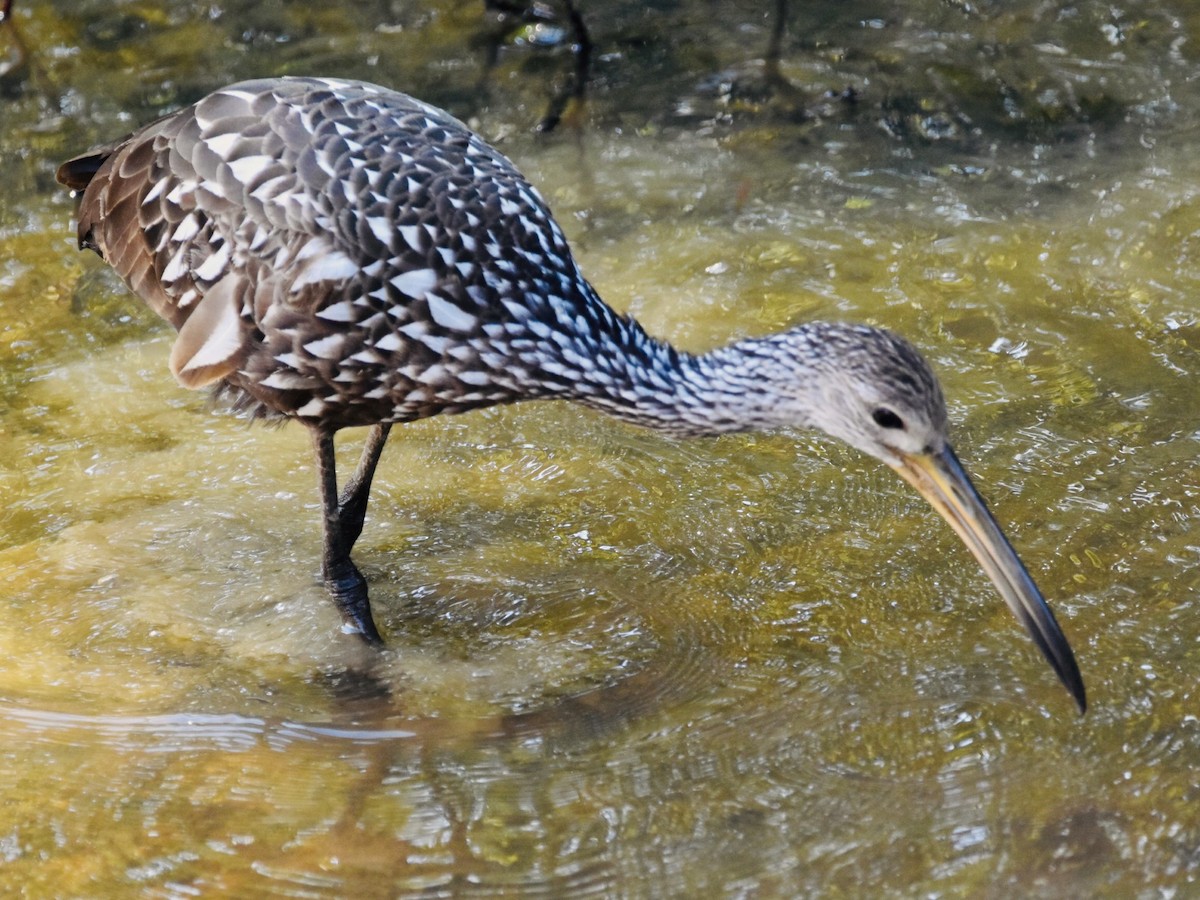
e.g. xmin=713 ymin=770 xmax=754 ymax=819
xmin=542 ymin=285 xmax=808 ymax=438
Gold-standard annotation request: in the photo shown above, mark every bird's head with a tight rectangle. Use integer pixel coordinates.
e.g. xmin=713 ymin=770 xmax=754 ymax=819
xmin=778 ymin=323 xmax=950 ymax=467
xmin=737 ymin=322 xmax=1086 ymax=713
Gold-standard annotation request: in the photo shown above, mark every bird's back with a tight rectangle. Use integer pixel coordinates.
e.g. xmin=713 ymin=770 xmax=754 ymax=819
xmin=60 ymin=76 xmax=638 ymax=428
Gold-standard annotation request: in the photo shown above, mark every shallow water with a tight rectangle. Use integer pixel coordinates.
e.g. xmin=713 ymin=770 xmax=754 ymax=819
xmin=2 ymin=0 xmax=1200 ymax=895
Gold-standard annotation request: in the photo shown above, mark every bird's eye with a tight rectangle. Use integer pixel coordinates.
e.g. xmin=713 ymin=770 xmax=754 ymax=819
xmin=872 ymin=407 xmax=906 ymax=430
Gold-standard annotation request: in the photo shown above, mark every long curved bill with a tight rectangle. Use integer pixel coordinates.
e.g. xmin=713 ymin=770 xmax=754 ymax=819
xmin=889 ymin=444 xmax=1087 ymax=714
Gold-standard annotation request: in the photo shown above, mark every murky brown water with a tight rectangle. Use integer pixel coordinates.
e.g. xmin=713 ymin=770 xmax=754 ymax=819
xmin=3 ymin=0 xmax=1200 ymax=895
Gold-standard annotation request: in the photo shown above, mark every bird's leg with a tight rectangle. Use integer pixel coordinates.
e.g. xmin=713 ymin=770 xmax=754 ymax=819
xmin=310 ymin=425 xmax=384 ymax=646
xmin=338 ymin=423 xmax=392 ymax=550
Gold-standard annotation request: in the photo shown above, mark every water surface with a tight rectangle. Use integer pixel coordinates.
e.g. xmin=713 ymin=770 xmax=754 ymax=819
xmin=2 ymin=1 xmax=1199 ymax=895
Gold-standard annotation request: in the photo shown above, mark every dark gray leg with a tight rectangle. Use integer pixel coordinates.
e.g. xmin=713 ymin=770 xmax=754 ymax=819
xmin=310 ymin=425 xmax=384 ymax=646
xmin=338 ymin=423 xmax=392 ymax=549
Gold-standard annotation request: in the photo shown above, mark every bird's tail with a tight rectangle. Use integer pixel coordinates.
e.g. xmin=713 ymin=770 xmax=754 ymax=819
xmin=56 ymin=150 xmax=111 ymax=192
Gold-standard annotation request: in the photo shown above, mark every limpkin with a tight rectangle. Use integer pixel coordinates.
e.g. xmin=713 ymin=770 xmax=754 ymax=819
xmin=57 ymin=77 xmax=1085 ymax=712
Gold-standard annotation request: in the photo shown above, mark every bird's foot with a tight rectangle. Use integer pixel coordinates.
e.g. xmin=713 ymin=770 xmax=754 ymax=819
xmin=324 ymin=560 xmax=384 ymax=647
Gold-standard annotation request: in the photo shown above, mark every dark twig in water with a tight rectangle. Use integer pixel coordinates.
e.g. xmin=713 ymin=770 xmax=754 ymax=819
xmin=764 ymin=0 xmax=788 ymax=85
xmin=535 ymin=0 xmax=592 ymax=132
xmin=476 ymin=0 xmax=592 ymax=133
xmin=0 ymin=0 xmax=28 ymax=85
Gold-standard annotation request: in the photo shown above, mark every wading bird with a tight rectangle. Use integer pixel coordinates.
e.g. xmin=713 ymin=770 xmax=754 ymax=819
xmin=58 ymin=77 xmax=1085 ymax=712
